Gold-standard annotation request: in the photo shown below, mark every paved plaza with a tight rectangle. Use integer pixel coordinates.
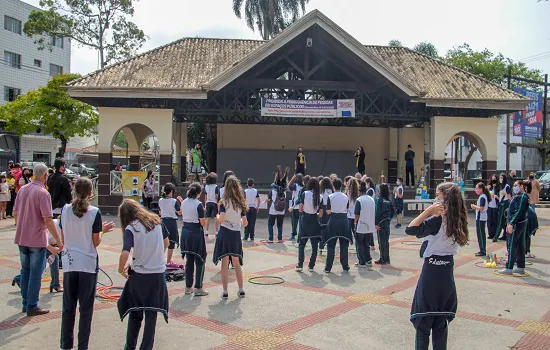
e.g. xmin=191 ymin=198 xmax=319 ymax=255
xmin=1 ymin=211 xmax=550 ymax=349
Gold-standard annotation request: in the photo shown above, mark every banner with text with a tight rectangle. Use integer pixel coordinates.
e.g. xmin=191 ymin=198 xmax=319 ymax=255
xmin=513 ymin=88 xmax=543 ymax=139
xmin=261 ymin=98 xmax=355 ymax=118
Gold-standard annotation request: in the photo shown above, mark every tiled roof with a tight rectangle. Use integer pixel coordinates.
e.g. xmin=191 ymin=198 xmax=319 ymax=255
xmin=364 ymin=46 xmax=523 ymax=100
xmin=68 ymin=38 xmax=525 ymax=101
xmin=68 ymin=38 xmax=265 ymax=90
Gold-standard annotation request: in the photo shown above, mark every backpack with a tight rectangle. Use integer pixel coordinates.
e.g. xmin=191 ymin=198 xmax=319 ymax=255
xmin=274 ymin=188 xmax=286 ymax=212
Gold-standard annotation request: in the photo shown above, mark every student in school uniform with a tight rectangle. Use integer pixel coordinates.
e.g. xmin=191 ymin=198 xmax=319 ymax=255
xmin=494 ymin=173 xmax=512 ymax=242
xmin=470 ymin=182 xmax=489 ymax=257
xmin=217 ymin=171 xmax=235 ymax=238
xmin=364 ymin=177 xmax=376 ymax=250
xmin=320 ymin=177 xmax=334 ymax=252
xmin=213 ymin=176 xmax=248 ymax=299
xmin=288 ymin=174 xmax=304 ymax=241
xmin=354 ymin=182 xmax=375 ymax=268
xmin=486 ymin=175 xmax=500 ymax=239
xmin=394 ymin=178 xmax=404 ymax=229
xmin=405 ymin=182 xmax=469 ymax=350
xmin=526 ymin=203 xmax=539 ymax=259
xmin=499 ymin=180 xmax=531 ymax=275
xmin=346 ymin=178 xmax=360 ymax=238
xmin=375 ymin=184 xmax=394 ymax=265
xmin=180 ymin=183 xmax=208 ymax=296
xmin=244 ymin=178 xmax=260 ymax=242
xmin=266 ymin=166 xmax=288 ymax=243
xmin=323 ymin=178 xmax=352 ymax=273
xmin=117 ymin=199 xmax=169 ymax=350
xmin=60 ymin=177 xmax=115 ymax=350
xmin=158 ymin=183 xmax=183 ymax=266
xmin=296 ymin=178 xmax=323 ymax=272
xmin=203 ymin=173 xmax=219 ymax=237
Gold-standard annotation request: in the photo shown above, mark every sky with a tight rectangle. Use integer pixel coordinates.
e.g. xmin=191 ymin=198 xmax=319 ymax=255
xmin=24 ymin=0 xmax=550 ymax=78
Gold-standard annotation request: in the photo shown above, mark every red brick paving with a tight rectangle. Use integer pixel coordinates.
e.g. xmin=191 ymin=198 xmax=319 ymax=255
xmin=169 ymin=309 xmax=244 ymax=336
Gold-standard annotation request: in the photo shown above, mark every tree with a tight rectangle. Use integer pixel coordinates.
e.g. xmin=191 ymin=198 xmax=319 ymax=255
xmin=233 ymin=0 xmax=309 ymax=40
xmin=444 ymin=44 xmax=543 ymax=90
xmin=413 ymin=41 xmax=438 ymax=58
xmin=24 ymin=0 xmax=146 ymax=69
xmin=0 ymin=74 xmax=98 ymax=157
xmin=114 ymin=131 xmax=127 ymax=148
xmin=388 ymin=39 xmax=403 ymax=48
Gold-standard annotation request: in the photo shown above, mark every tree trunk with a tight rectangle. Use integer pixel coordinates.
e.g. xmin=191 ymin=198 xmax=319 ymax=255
xmin=57 ymin=136 xmax=67 ymax=158
xmin=462 ymin=145 xmax=478 ymax=181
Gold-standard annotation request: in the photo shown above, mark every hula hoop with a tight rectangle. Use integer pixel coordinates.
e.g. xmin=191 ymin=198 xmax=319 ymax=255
xmin=493 ymin=270 xmax=531 ymax=278
xmin=474 ymin=261 xmax=505 ymax=269
xmin=401 ymin=241 xmax=422 ymax=246
xmin=96 ymin=286 xmax=124 ymax=300
xmin=248 ymin=276 xmax=285 ymax=285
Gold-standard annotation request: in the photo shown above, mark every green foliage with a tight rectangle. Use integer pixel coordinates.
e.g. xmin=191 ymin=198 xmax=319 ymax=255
xmin=444 ymin=44 xmax=543 ymax=90
xmin=413 ymin=41 xmax=438 ymax=57
xmin=114 ymin=131 xmax=127 ymax=149
xmin=24 ymin=0 xmax=146 ymax=68
xmin=233 ymin=0 xmax=309 ymax=40
xmin=388 ymin=39 xmax=403 ymax=47
xmin=187 ymin=123 xmax=217 ymax=172
xmin=0 ymin=74 xmax=98 ymax=157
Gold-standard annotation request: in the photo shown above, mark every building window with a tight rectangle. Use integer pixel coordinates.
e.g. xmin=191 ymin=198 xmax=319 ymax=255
xmin=510 ymin=146 xmax=518 ymax=154
xmin=49 ymin=63 xmax=63 ymax=76
xmin=3 ymin=86 xmax=21 ymax=102
xmin=34 ymin=59 xmax=41 ymax=67
xmin=50 ymin=36 xmax=63 ymax=49
xmin=476 ymin=161 xmax=483 ymax=170
xmin=4 ymin=51 xmax=21 ymax=69
xmin=4 ymin=16 xmax=22 ymax=35
xmin=33 ymin=152 xmax=50 ymax=165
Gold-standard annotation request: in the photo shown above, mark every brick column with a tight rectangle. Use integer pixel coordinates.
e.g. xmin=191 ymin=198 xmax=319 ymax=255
xmin=388 ymin=160 xmax=397 ymax=184
xmin=159 ymin=154 xmax=172 ymax=187
xmin=429 ymin=159 xmax=445 ymax=196
xmin=97 ymin=152 xmax=121 ymax=215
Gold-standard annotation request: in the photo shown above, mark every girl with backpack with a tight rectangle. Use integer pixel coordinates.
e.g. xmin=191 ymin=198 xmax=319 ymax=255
xmin=266 ymin=166 xmax=288 ymax=243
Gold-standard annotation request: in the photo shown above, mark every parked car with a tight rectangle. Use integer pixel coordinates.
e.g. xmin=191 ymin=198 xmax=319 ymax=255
xmin=534 ymin=171 xmax=549 ymax=180
xmin=64 ymin=168 xmax=80 ymax=182
xmin=538 ymin=172 xmax=550 ymax=200
xmin=69 ymin=163 xmax=96 ymax=177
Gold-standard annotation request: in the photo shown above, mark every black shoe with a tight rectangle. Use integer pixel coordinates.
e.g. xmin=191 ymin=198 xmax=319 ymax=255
xmin=27 ymin=307 xmax=49 ymax=317
xmin=475 ymin=252 xmax=486 ymax=257
xmin=374 ymin=260 xmax=387 ymax=265
xmin=492 ymin=238 xmax=499 ymax=242
xmin=342 ymin=266 xmax=350 ymax=272
xmin=11 ymin=278 xmax=19 ymax=288
xmin=498 ymin=237 xmax=507 ymax=241
xmin=50 ymin=286 xmax=62 ymax=293
xmin=487 ymin=236 xmax=494 ymax=239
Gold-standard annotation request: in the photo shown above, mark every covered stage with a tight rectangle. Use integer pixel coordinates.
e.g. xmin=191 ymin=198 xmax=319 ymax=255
xmin=65 ymin=10 xmax=529 ymax=213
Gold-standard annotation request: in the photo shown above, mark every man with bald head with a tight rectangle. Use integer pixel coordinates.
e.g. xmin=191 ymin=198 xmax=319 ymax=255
xmin=14 ymin=163 xmax=63 ymax=316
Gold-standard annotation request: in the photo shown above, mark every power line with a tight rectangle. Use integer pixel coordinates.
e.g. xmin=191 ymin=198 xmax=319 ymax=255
xmin=522 ymin=53 xmax=550 ymax=64
xmin=519 ymin=51 xmax=550 ymax=61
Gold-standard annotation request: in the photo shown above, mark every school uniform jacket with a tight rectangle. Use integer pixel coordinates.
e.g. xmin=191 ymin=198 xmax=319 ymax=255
xmin=375 ymin=197 xmax=394 ymax=228
xmin=508 ymin=193 xmax=530 ymax=226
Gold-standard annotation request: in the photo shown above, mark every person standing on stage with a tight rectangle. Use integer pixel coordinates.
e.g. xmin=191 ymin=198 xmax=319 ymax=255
xmin=355 ymin=147 xmax=366 ymax=175
xmin=405 ymin=145 xmax=415 ymax=188
xmin=295 ymin=147 xmax=306 ymax=175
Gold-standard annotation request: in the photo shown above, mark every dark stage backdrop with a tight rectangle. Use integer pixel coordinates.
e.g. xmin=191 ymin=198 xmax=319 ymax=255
xmin=217 ymin=149 xmax=362 ymax=185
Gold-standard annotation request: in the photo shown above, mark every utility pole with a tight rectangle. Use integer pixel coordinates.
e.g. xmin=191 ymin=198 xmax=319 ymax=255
xmin=543 ymin=73 xmax=548 ymax=170
xmin=506 ymin=66 xmax=511 ymax=175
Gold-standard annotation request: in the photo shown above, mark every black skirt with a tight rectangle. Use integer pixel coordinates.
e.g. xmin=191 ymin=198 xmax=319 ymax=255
xmin=181 ymin=223 xmax=207 ymax=263
xmin=411 ymin=255 xmax=457 ymax=325
xmin=117 ymin=270 xmax=168 ymax=323
xmin=394 ymin=198 xmax=404 ymax=214
xmin=162 ymin=217 xmax=179 ymax=248
xmin=323 ymin=213 xmax=352 ymax=247
xmin=299 ymin=213 xmax=321 ymax=241
xmin=213 ymin=226 xmax=243 ymax=265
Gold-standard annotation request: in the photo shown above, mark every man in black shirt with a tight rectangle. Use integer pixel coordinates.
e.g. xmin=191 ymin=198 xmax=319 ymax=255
xmin=48 ymin=158 xmax=72 ymax=218
xmin=405 ymin=145 xmax=415 ymax=188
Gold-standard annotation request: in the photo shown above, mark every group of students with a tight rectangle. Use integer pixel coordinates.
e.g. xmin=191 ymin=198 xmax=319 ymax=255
xmin=471 ymin=173 xmax=539 ymax=275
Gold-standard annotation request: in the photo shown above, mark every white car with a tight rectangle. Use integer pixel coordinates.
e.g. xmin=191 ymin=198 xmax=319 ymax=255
xmin=69 ymin=163 xmax=96 ymax=177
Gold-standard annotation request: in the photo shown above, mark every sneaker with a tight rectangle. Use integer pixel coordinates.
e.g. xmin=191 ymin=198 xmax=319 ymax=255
xmin=475 ymin=252 xmax=486 ymax=257
xmin=342 ymin=266 xmax=350 ymax=272
xmin=308 ymin=266 xmax=314 ymax=272
xmin=267 ymin=240 xmax=274 ymax=243
xmin=194 ymin=289 xmax=209 ymax=297
xmin=289 ymin=236 xmax=296 ymax=241
xmin=295 ymin=265 xmax=303 ymax=272
xmin=374 ymin=259 xmax=386 ymax=265
xmin=324 ymin=269 xmax=331 ymax=274
xmin=221 ymin=292 xmax=228 ymax=300
xmin=357 ymin=264 xmax=367 ymax=268
xmin=394 ymin=224 xmax=401 ymax=229
xmin=513 ymin=267 xmax=525 ymax=275
xmin=185 ymin=288 xmax=194 ymax=295
xmin=238 ymin=290 xmax=246 ymax=298
xmin=277 ymin=240 xmax=283 ymax=243
xmin=242 ymin=238 xmax=248 ymax=242
xmin=498 ymin=268 xmax=513 ymax=275
xmin=27 ymin=307 xmax=49 ymax=317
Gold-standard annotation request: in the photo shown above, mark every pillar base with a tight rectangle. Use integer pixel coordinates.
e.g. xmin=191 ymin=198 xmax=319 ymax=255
xmin=98 ymin=152 xmax=121 ymax=214
xmin=159 ymin=154 xmax=172 ymax=187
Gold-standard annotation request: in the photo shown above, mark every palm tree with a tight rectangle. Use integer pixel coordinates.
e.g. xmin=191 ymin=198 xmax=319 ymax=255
xmin=233 ymin=0 xmax=309 ymax=40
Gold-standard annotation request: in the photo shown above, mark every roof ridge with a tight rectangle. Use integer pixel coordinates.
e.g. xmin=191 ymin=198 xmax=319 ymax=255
xmin=394 ymin=46 xmax=526 ymax=100
xmin=66 ymin=37 xmax=266 ymax=87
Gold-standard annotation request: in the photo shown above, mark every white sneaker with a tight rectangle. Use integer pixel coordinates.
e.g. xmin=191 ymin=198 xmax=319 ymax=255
xmin=513 ymin=267 xmax=525 ymax=275
xmin=498 ymin=268 xmax=513 ymax=275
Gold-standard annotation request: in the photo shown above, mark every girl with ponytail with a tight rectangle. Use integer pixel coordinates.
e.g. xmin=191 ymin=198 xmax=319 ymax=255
xmin=405 ymin=182 xmax=469 ymax=350
xmin=471 ymin=182 xmax=490 ymax=256
xmin=60 ymin=177 xmax=115 ymax=349
xmin=158 ymin=183 xmax=183 ymax=266
xmin=296 ymin=177 xmax=323 ymax=272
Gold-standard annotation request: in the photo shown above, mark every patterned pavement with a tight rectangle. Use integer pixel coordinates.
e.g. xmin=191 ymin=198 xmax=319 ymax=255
xmin=0 ymin=210 xmax=550 ymax=349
